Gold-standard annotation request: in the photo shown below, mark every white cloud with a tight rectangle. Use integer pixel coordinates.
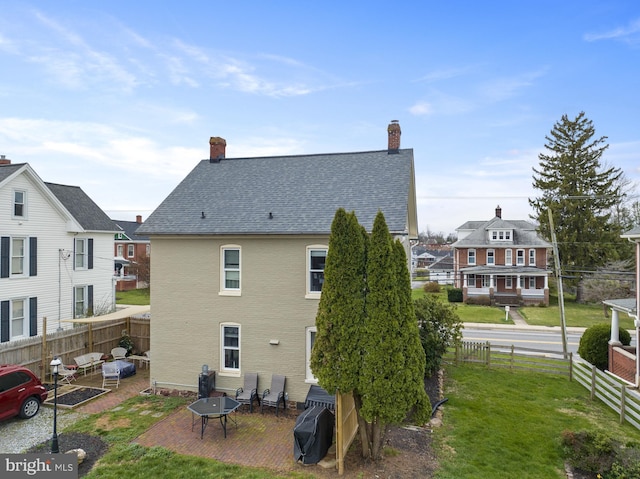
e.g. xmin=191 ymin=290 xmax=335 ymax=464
xmin=478 ymin=69 xmax=547 ymax=102
xmin=584 ymin=18 xmax=640 ymax=44
xmin=409 ymin=101 xmax=433 ymax=116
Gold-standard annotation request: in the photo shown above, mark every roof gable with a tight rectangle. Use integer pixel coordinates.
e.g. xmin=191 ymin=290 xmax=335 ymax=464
xmin=453 ymin=215 xmax=550 ymax=248
xmin=138 ymin=149 xmax=417 ymax=236
xmin=45 ymin=182 xmax=116 ymax=232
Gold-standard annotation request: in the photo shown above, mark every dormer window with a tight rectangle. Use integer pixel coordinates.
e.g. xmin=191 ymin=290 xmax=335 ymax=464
xmin=490 ymin=229 xmax=512 ymax=242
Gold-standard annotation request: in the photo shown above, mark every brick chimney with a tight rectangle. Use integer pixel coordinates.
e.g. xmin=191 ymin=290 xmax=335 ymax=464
xmin=0 ymin=155 xmax=10 ymax=165
xmin=136 ymin=215 xmax=143 ymax=224
xmin=387 ymin=120 xmax=401 ymax=153
xmin=209 ymin=137 xmax=226 ymax=163
xmin=495 ymin=205 xmax=502 ymax=218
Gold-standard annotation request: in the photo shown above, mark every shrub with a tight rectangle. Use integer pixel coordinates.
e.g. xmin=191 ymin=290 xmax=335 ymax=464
xmin=466 ymin=295 xmax=491 ymax=306
xmin=423 ymin=281 xmax=441 ymax=293
xmin=577 ymin=323 xmax=631 ymax=370
xmin=447 ymin=288 xmax=463 ymax=303
xmin=561 ymin=429 xmax=640 ymax=478
xmin=414 ymin=295 xmax=463 ymax=377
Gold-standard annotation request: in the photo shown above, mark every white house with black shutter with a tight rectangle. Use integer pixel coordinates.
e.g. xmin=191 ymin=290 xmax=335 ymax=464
xmin=0 ymin=158 xmax=117 ymax=342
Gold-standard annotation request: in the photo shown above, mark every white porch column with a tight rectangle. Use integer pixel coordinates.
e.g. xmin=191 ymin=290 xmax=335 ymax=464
xmin=544 ymin=275 xmax=548 ymax=289
xmin=463 ymin=274 xmax=467 ymax=288
xmin=609 ymin=309 xmax=621 ymax=345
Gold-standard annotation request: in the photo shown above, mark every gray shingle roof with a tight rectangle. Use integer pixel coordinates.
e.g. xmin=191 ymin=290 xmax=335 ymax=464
xmin=453 ymin=216 xmax=551 ymax=248
xmin=137 ymin=149 xmax=415 ymax=235
xmin=0 ymin=163 xmax=24 ymax=182
xmin=45 ymin=182 xmax=117 ymax=232
xmin=112 ymin=220 xmax=149 ymax=241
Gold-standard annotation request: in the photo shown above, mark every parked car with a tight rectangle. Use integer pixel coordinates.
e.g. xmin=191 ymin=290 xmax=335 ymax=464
xmin=0 ymin=365 xmax=48 ymax=420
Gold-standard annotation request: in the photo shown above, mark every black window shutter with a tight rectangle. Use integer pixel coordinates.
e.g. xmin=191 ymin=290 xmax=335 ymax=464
xmin=29 ymin=297 xmax=37 ymax=336
xmin=29 ymin=237 xmax=37 ymax=276
xmin=88 ymin=239 xmax=94 ymax=270
xmin=1 ymin=237 xmax=9 ymax=278
xmin=1 ymin=300 xmax=9 ymax=343
xmin=88 ymin=285 xmax=94 ymax=314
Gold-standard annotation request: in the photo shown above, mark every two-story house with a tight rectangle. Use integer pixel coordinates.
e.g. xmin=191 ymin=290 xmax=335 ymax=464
xmin=136 ymin=121 xmax=418 ymax=405
xmin=0 ymin=157 xmax=117 ymax=342
xmin=113 ymin=215 xmax=150 ymax=291
xmin=452 ymin=206 xmax=551 ymax=306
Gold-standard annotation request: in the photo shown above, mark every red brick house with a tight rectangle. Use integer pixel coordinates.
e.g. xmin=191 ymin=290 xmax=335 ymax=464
xmin=113 ymin=215 xmax=150 ymax=291
xmin=452 ymin=206 xmax=551 ymax=306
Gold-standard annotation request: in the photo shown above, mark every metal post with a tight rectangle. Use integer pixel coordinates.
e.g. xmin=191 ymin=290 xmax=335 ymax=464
xmin=50 ymin=357 xmax=62 ymax=454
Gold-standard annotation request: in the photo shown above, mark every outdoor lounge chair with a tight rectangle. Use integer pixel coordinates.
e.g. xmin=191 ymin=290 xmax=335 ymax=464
xmin=111 ymin=347 xmax=128 ymax=360
xmin=102 ymin=362 xmax=120 ymax=389
xmin=57 ymin=364 xmax=77 ymax=385
xmin=235 ymin=372 xmax=260 ymax=412
xmin=261 ymin=374 xmax=286 ymax=416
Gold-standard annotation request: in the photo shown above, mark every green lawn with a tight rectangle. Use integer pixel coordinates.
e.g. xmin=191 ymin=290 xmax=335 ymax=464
xmin=434 ymin=363 xmax=640 ymax=479
xmin=412 ymin=286 xmax=635 ymax=329
xmin=116 ymin=288 xmax=150 ymax=305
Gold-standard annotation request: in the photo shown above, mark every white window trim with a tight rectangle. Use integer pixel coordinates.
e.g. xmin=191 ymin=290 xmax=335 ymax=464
xmin=10 ymin=237 xmax=26 ymax=277
xmin=74 ymin=285 xmax=88 ymax=318
xmin=305 ymin=245 xmax=327 ymax=299
xmin=528 ymin=249 xmax=536 ymax=266
xmin=516 ymin=249 xmax=525 ymax=266
xmin=505 ymin=249 xmax=512 ymax=266
xmin=75 ymin=238 xmax=87 ymax=270
xmin=505 ymin=277 xmax=513 ymax=289
xmin=117 ymin=244 xmax=123 ymax=257
xmin=529 ymin=277 xmax=536 ymax=289
xmin=12 ymin=189 xmax=27 ymax=219
xmin=127 ymin=244 xmax=135 ymax=258
xmin=219 ymin=245 xmax=241 ymax=296
xmin=10 ymin=298 xmax=28 ymax=339
xmin=306 ymin=327 xmax=318 ymax=383
xmin=219 ymin=323 xmax=241 ymax=377
xmin=486 ymin=249 xmax=495 ymax=265
xmin=468 ymin=249 xmax=476 ymax=265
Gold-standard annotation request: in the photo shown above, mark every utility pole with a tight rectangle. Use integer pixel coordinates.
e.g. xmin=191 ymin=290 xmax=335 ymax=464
xmin=548 ymin=209 xmax=568 ymax=358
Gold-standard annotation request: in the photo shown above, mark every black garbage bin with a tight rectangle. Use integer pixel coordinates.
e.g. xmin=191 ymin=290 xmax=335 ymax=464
xmin=293 ymin=405 xmax=334 ymax=465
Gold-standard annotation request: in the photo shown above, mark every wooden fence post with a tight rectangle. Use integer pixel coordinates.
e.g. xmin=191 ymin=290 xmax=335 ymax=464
xmin=568 ymin=352 xmax=573 ymax=381
xmin=486 ymin=342 xmax=491 ymax=368
xmin=590 ymin=366 xmax=597 ymax=401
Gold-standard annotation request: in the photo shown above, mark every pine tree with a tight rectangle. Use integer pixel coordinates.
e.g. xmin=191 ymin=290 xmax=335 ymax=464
xmin=529 ymin=112 xmax=628 ymax=301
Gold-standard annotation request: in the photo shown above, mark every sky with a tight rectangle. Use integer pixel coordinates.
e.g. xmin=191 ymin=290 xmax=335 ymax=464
xmin=1 ymin=1 xmax=639 ymax=235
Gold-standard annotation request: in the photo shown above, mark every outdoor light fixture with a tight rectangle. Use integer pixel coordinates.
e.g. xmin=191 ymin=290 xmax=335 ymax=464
xmin=50 ymin=356 xmax=62 ymax=454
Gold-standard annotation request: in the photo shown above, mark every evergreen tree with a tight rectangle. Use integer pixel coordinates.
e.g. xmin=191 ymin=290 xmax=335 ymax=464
xmin=311 ymin=209 xmax=430 ymax=461
xmin=310 ymin=208 xmax=366 ymax=393
xmin=529 ymin=112 xmax=628 ymax=301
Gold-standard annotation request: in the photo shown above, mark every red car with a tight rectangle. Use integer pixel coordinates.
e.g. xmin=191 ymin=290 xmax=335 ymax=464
xmin=0 ymin=364 xmax=48 ymax=421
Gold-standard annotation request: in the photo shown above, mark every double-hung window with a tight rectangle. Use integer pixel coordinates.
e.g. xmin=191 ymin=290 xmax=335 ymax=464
xmin=306 ymin=246 xmax=327 ymax=298
xmin=13 ymin=190 xmax=26 ymax=218
xmin=468 ymin=249 xmax=476 ymax=265
xmin=10 ymin=299 xmax=26 ymax=339
xmin=74 ymin=285 xmax=90 ymax=318
xmin=220 ymin=246 xmax=241 ymax=295
xmin=117 ymin=245 xmax=123 ymax=257
xmin=127 ymin=244 xmax=135 ymax=258
xmin=220 ymin=324 xmax=240 ymax=374
xmin=487 ymin=249 xmax=495 ymax=265
xmin=306 ymin=327 xmax=317 ymax=382
xmin=505 ymin=249 xmax=512 ymax=266
xmin=505 ymin=276 xmax=513 ymax=289
xmin=528 ymin=249 xmax=536 ymax=266
xmin=11 ymin=238 xmax=25 ymax=276
xmin=516 ymin=249 xmax=525 ymax=266
xmin=75 ymin=239 xmax=86 ymax=269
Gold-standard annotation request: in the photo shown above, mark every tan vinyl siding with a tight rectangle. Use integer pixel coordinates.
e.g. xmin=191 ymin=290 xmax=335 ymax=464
xmin=150 ymin=235 xmax=329 ymax=403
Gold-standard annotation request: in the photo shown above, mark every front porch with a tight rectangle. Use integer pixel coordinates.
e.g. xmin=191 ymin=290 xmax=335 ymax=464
xmin=604 ymin=298 xmax=639 ymax=387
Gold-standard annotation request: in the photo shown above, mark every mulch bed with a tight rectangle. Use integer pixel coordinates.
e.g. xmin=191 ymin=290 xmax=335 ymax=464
xmin=43 ymin=384 xmax=111 ymax=409
xmin=26 ymin=433 xmax=109 ymax=478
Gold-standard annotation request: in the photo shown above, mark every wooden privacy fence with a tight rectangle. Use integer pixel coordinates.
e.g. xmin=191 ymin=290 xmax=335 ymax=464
xmin=0 ymin=316 xmax=150 ymax=381
xmin=335 ymin=390 xmax=358 ymax=475
xmin=449 ymin=340 xmax=640 ymax=431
